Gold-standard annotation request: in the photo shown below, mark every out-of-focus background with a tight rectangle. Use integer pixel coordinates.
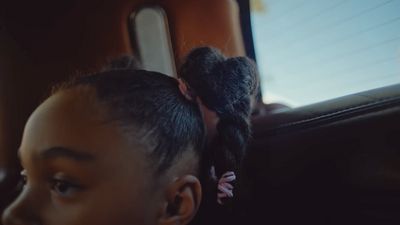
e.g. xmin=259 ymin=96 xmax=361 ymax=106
xmin=251 ymin=0 xmax=400 ymax=107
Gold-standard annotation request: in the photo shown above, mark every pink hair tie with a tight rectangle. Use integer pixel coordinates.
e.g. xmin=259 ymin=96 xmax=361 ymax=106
xmin=177 ymin=78 xmax=195 ymax=101
xmin=210 ymin=166 xmax=236 ymax=205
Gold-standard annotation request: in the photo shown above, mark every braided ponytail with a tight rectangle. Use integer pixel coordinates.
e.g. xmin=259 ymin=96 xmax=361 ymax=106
xmin=179 ymin=47 xmax=258 ymax=211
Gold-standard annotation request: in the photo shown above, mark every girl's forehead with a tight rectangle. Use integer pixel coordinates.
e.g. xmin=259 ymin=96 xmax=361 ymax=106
xmin=39 ymin=87 xmax=104 ymax=121
xmin=21 ymin=88 xmax=142 ymax=163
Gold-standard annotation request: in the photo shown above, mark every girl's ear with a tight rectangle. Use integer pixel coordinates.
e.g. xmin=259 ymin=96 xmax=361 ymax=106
xmin=158 ymin=175 xmax=202 ymax=225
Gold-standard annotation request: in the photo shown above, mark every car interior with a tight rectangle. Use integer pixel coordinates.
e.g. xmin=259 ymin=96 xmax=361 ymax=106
xmin=1 ymin=0 xmax=399 ymax=224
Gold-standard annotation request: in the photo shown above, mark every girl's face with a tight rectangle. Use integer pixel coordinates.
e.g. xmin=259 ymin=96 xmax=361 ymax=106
xmin=2 ymin=88 xmax=163 ymax=225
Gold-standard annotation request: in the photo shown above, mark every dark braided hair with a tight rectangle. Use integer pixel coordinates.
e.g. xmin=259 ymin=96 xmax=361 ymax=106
xmin=180 ymin=47 xmax=258 ymax=178
xmin=54 ymin=47 xmax=258 ymax=224
xmin=180 ymin=47 xmax=258 ymax=224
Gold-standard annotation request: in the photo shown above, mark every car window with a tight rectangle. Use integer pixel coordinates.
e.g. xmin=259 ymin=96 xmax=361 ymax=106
xmin=251 ymin=0 xmax=400 ymax=107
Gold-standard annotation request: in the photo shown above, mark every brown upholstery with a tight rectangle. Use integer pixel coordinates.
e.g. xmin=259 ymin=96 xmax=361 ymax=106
xmin=238 ymin=84 xmax=400 ymax=225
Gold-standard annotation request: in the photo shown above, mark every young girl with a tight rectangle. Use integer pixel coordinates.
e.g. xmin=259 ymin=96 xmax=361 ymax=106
xmin=2 ymin=47 xmax=258 ymax=225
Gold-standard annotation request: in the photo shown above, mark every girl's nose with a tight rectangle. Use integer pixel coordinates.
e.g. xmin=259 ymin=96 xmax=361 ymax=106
xmin=2 ymin=191 xmax=41 ymax=225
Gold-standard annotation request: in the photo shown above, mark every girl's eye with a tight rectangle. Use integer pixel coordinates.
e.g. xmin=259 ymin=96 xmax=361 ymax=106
xmin=50 ymin=179 xmax=81 ymax=197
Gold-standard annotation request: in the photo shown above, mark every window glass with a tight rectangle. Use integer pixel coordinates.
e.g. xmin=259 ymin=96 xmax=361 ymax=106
xmin=251 ymin=0 xmax=400 ymax=107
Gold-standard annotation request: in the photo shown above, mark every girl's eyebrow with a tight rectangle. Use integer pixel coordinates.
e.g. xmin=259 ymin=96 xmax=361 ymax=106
xmin=39 ymin=147 xmax=95 ymax=162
